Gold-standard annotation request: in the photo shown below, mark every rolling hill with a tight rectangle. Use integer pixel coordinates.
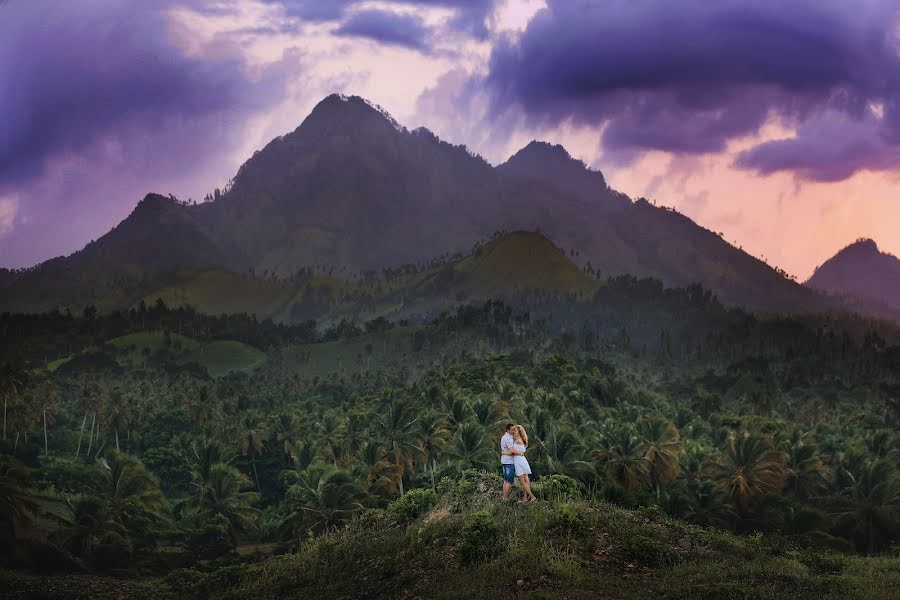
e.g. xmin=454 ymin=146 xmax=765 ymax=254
xmin=0 ymin=94 xmax=853 ymax=318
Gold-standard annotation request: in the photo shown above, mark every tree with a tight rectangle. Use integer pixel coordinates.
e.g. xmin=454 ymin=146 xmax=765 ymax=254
xmin=415 ymin=416 xmax=449 ymax=488
xmin=374 ymin=401 xmax=418 ymax=495
xmin=782 ymin=431 xmax=830 ymax=500
xmin=271 ymin=412 xmax=301 ymax=464
xmin=96 ymin=452 xmax=166 ymax=528
xmin=449 ymin=422 xmax=491 ymax=471
xmin=0 ymin=457 xmax=41 ymax=556
xmin=708 ymin=431 xmax=786 ymax=514
xmin=284 ymin=466 xmax=367 ymax=535
xmin=639 ymin=418 xmax=684 ymax=499
xmin=316 ymin=413 xmax=344 ymax=467
xmin=831 ymin=459 xmax=900 ymax=554
xmin=237 ymin=416 xmax=266 ymax=491
xmin=0 ymin=365 xmax=22 ymax=443
xmin=186 ymin=463 xmax=261 ymax=550
xmin=597 ymin=428 xmax=648 ymax=492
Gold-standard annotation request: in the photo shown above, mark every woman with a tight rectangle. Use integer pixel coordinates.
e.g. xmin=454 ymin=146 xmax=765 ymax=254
xmin=512 ymin=425 xmax=536 ymax=502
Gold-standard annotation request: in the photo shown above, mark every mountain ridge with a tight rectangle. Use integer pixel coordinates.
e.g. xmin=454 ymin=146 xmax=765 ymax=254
xmin=0 ymin=93 xmax=873 ymax=320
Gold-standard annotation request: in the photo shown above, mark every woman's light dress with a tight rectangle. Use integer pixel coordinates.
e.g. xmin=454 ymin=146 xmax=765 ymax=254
xmin=513 ymin=443 xmax=531 ymax=476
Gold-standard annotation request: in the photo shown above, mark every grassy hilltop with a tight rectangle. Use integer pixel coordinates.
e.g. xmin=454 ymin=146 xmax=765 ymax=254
xmin=5 ymin=472 xmax=899 ymax=599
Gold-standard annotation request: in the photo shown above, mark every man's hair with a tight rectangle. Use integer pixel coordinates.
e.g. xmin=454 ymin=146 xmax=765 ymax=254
xmin=505 ymin=423 xmax=515 ymax=431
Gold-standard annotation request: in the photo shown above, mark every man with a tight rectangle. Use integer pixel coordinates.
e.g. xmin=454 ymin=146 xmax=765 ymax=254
xmin=500 ymin=423 xmax=522 ymax=499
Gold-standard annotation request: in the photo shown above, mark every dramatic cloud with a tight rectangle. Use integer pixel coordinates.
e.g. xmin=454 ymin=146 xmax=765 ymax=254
xmin=0 ymin=196 xmax=16 ymax=238
xmin=736 ymin=114 xmax=900 ymax=182
xmin=0 ymin=0 xmax=296 ymax=266
xmin=335 ymin=9 xmax=432 ymax=50
xmin=484 ymin=0 xmax=900 ymax=179
xmin=271 ymin=0 xmax=494 ymax=38
xmin=273 ymin=0 xmax=355 ymax=22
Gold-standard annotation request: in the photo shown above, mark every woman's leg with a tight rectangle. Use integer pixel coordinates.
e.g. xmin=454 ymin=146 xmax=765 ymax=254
xmin=523 ymin=475 xmax=536 ymax=500
xmin=516 ymin=474 xmax=528 ymax=499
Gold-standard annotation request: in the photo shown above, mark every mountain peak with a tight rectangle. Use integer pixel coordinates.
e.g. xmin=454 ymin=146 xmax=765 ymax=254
xmin=301 ymin=93 xmax=406 ymax=134
xmin=806 ymin=237 xmax=900 ymax=312
xmin=840 ymin=238 xmax=879 ymax=255
xmin=504 ymin=140 xmax=586 ymax=172
xmin=498 ymin=140 xmax=630 ymax=213
xmin=131 ymin=193 xmax=178 ymax=217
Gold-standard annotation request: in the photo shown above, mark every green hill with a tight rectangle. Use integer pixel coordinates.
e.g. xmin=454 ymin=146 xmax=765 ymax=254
xmin=5 ymin=472 xmax=897 ymax=599
xmin=47 ymin=331 xmax=266 ymax=377
xmin=424 ymin=231 xmax=598 ymax=297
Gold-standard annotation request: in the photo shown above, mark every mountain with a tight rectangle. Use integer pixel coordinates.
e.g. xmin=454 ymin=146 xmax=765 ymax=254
xmin=0 ymin=94 xmax=844 ymax=317
xmin=806 ymin=239 xmax=900 ymax=313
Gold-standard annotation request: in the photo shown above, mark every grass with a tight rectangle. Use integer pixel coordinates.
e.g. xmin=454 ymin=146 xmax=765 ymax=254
xmin=5 ymin=472 xmax=899 ymax=599
xmin=46 ymin=331 xmax=266 ymax=378
xmin=185 ymin=340 xmax=267 ymax=377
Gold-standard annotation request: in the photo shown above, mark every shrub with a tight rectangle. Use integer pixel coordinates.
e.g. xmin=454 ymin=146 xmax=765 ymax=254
xmin=162 ymin=569 xmax=206 ymax=594
xmin=439 ymin=469 xmax=500 ymax=512
xmin=617 ymin=531 xmax=677 ymax=567
xmin=535 ymin=474 xmax=582 ymax=502
xmin=388 ymin=488 xmax=437 ymax=523
xmin=551 ymin=502 xmax=587 ymax=535
xmin=460 ymin=511 xmax=503 ymax=563
xmin=185 ymin=514 xmax=233 ymax=559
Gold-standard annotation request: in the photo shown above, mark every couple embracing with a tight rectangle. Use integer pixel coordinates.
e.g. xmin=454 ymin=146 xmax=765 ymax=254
xmin=500 ymin=423 xmax=536 ymax=502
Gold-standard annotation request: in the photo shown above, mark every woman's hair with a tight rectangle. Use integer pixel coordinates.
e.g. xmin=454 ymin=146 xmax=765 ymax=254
xmin=514 ymin=425 xmax=528 ymax=447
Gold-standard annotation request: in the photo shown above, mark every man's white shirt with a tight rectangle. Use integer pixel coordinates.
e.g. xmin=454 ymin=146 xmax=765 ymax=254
xmin=500 ymin=432 xmax=515 ymax=465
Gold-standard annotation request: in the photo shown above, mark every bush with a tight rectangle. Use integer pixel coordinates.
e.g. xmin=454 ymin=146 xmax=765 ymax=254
xmin=162 ymin=568 xmax=206 ymax=594
xmin=551 ymin=502 xmax=587 ymax=535
xmin=535 ymin=474 xmax=582 ymax=502
xmin=617 ymin=531 xmax=677 ymax=567
xmin=438 ymin=469 xmax=500 ymax=512
xmin=460 ymin=510 xmax=503 ymax=563
xmin=388 ymin=488 xmax=437 ymax=523
xmin=185 ymin=514 xmax=234 ymax=559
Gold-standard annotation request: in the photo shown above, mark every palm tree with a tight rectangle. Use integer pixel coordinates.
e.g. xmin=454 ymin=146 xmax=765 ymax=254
xmin=830 ymin=458 xmax=900 ymax=554
xmin=677 ymin=476 xmax=736 ymax=528
xmin=55 ymin=495 xmax=126 ymax=559
xmin=782 ymin=431 xmax=830 ymax=500
xmin=544 ymin=429 xmax=591 ymax=481
xmin=707 ymin=431 xmax=785 ymax=514
xmin=27 ymin=380 xmax=59 ymax=456
xmin=639 ymin=418 xmax=684 ymax=499
xmin=316 ymin=413 xmax=344 ymax=467
xmin=0 ymin=365 xmax=23 ymax=443
xmin=442 ymin=392 xmax=470 ymax=431
xmin=106 ymin=385 xmax=132 ymax=454
xmin=374 ymin=401 xmax=418 ymax=495
xmin=186 ymin=463 xmax=261 ymax=550
xmin=271 ymin=412 xmax=300 ymax=464
xmin=237 ymin=415 xmax=266 ymax=490
xmin=96 ymin=452 xmax=166 ymax=527
xmin=73 ymin=376 xmax=97 ymax=459
xmin=415 ymin=416 xmax=449 ymax=488
xmin=448 ymin=422 xmax=491 ymax=470
xmin=597 ymin=428 xmax=648 ymax=492
xmin=284 ymin=466 xmax=367 ymax=535
xmin=0 ymin=456 xmax=40 ymax=549
xmin=189 ymin=437 xmax=235 ymax=491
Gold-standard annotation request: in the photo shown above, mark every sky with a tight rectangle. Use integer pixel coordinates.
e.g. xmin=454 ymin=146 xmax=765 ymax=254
xmin=1 ymin=0 xmax=899 ymax=280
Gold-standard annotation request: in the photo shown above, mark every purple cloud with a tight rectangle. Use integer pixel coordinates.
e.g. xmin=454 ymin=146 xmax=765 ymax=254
xmin=0 ymin=0 xmax=294 ymax=267
xmin=484 ymin=0 xmax=900 ymax=178
xmin=735 ymin=114 xmax=900 ymax=181
xmin=272 ymin=0 xmax=493 ymax=38
xmin=274 ymin=0 xmax=356 ymax=22
xmin=335 ymin=9 xmax=431 ymax=50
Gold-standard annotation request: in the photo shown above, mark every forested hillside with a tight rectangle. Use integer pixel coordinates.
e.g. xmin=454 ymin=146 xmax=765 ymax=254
xmin=1 ymin=280 xmax=898 ymax=597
